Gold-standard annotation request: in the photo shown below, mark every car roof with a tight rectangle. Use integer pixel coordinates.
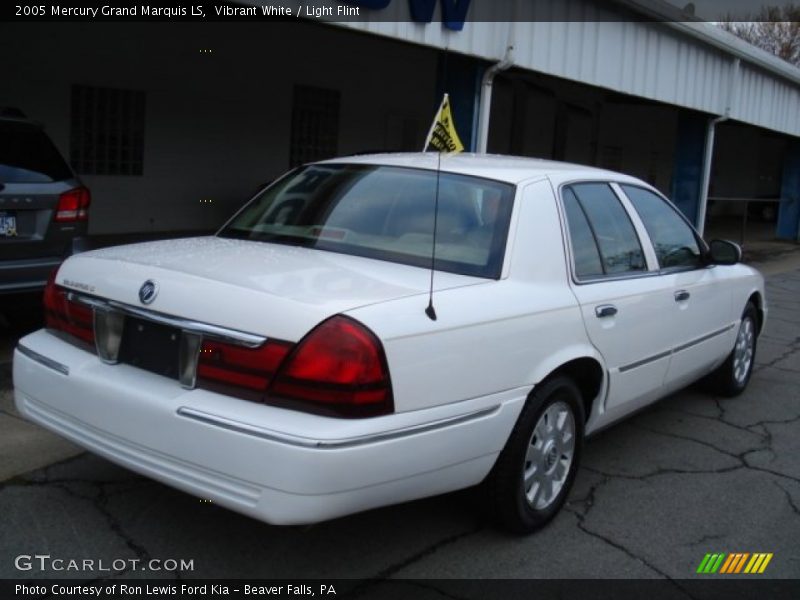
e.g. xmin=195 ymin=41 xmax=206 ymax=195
xmin=319 ymin=152 xmax=642 ymax=186
xmin=0 ymin=115 xmax=43 ymax=129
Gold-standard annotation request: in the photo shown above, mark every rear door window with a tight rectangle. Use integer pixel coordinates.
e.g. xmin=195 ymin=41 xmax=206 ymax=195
xmin=562 ymin=183 xmax=646 ymax=279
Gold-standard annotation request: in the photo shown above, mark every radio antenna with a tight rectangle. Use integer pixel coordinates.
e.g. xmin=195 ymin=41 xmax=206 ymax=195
xmin=425 ymin=151 xmax=441 ymax=321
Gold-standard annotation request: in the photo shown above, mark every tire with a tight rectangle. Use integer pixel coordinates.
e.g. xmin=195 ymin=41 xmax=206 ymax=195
xmin=484 ymin=376 xmax=585 ymax=534
xmin=703 ymin=302 xmax=758 ymax=397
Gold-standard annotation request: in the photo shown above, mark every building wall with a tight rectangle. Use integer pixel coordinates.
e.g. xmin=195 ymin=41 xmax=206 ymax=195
xmin=486 ymin=72 xmax=678 ymax=195
xmin=331 ymin=0 xmax=800 ymax=137
xmin=711 ymin=123 xmax=788 ymax=200
xmin=1 ymin=22 xmax=438 ymax=234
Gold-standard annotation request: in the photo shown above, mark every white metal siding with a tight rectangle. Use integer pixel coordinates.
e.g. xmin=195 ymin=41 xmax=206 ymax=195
xmin=735 ymin=63 xmax=800 ymax=136
xmin=312 ymin=0 xmax=800 ymax=137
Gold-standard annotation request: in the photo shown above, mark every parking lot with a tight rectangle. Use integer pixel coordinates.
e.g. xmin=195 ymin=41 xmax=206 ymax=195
xmin=1 ymin=258 xmax=799 ymax=585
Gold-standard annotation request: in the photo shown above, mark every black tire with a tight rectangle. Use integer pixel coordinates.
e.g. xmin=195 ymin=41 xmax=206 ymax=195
xmin=484 ymin=376 xmax=585 ymax=534
xmin=702 ymin=302 xmax=758 ymax=397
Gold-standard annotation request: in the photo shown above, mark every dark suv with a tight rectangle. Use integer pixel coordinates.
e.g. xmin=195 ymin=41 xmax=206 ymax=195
xmin=0 ymin=110 xmax=90 ymax=294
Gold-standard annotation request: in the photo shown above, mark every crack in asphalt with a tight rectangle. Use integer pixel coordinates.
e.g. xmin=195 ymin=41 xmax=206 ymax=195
xmin=344 ymin=525 xmax=484 ymax=599
xmin=2 ymin=469 xmax=172 ymax=581
xmin=686 ymin=532 xmax=726 ymax=548
xmin=659 ymin=407 xmax=764 ymax=437
xmin=582 ymin=462 xmax=743 ymax=482
xmin=567 ymin=391 xmax=800 ymax=575
xmin=640 ymin=423 xmax=800 ymax=487
xmin=773 ymin=482 xmax=800 ymax=518
xmin=583 ymin=433 xmax=800 ymax=488
xmin=755 ymin=337 xmax=800 ymax=371
xmin=632 ymin=423 xmax=766 ymax=461
xmin=748 ymin=413 xmax=800 ymax=430
xmin=566 ymin=468 xmax=610 ymax=517
xmin=564 ymin=477 xmax=698 ymax=598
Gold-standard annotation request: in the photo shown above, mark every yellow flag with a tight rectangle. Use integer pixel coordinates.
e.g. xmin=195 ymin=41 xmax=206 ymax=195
xmin=423 ymin=93 xmax=464 ymax=153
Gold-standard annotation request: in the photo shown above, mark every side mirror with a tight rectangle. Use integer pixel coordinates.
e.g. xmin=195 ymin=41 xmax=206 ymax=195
xmin=708 ymin=239 xmax=742 ymax=265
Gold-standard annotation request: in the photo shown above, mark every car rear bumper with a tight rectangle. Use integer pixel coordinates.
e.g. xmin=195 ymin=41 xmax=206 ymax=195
xmin=13 ymin=329 xmax=526 ymax=525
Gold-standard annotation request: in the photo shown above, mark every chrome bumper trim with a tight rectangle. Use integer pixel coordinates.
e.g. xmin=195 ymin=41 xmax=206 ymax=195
xmin=16 ymin=343 xmax=70 ymax=376
xmin=177 ymin=405 xmax=501 ymax=449
xmin=68 ymin=292 xmax=267 ymax=348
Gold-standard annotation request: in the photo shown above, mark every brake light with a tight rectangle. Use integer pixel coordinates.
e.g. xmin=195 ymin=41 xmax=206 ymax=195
xmin=268 ymin=316 xmax=393 ymax=417
xmin=197 ymin=339 xmax=292 ymax=395
xmin=197 ymin=317 xmax=393 ymax=417
xmin=43 ymin=270 xmax=95 ymax=345
xmin=55 ymin=187 xmax=91 ymax=222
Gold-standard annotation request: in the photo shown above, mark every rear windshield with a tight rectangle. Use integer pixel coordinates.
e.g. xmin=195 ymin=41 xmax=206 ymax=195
xmin=0 ymin=121 xmax=73 ymax=183
xmin=219 ymin=164 xmax=515 ymax=279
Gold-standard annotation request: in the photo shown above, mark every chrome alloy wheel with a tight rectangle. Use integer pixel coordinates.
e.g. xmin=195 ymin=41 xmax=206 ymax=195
xmin=733 ymin=316 xmax=755 ymax=385
xmin=523 ymin=400 xmax=576 ymax=510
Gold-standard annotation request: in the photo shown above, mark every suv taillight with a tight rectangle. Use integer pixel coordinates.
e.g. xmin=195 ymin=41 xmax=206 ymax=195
xmin=55 ymin=187 xmax=91 ymax=222
xmin=43 ymin=270 xmax=95 ymax=345
xmin=196 ymin=316 xmax=393 ymax=418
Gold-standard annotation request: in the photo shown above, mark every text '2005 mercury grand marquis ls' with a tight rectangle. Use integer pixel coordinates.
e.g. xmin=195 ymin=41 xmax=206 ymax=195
xmin=13 ymin=154 xmax=765 ymax=533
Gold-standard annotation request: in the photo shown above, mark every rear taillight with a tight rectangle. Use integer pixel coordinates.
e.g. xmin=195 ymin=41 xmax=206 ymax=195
xmin=197 ymin=339 xmax=293 ymax=396
xmin=268 ymin=316 xmax=393 ymax=417
xmin=196 ymin=316 xmax=393 ymax=417
xmin=43 ymin=270 xmax=95 ymax=346
xmin=55 ymin=186 xmax=91 ymax=222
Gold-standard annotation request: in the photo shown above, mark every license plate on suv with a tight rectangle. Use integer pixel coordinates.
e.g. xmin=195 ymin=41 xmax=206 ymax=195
xmin=0 ymin=212 xmax=17 ymax=237
xmin=118 ymin=317 xmax=181 ymax=379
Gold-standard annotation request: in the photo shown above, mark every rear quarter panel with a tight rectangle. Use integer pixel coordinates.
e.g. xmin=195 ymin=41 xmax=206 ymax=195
xmin=348 ymin=179 xmax=603 ymax=414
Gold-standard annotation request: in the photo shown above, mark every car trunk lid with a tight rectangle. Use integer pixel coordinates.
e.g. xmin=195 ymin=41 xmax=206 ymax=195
xmin=55 ymin=236 xmax=485 ymax=341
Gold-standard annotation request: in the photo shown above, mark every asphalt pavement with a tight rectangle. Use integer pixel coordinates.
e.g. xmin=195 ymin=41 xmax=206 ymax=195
xmin=1 ymin=259 xmax=799 ymax=585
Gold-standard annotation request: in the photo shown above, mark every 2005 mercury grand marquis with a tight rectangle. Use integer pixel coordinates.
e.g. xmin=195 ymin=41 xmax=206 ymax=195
xmin=13 ymin=154 xmax=765 ymax=533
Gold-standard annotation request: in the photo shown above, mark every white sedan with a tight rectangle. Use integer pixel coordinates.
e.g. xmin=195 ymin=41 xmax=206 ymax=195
xmin=13 ymin=154 xmax=765 ymax=533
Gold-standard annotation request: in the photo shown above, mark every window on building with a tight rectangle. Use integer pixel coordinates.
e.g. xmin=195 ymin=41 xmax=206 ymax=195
xmin=70 ymin=85 xmax=145 ymax=176
xmin=290 ymin=85 xmax=340 ymax=167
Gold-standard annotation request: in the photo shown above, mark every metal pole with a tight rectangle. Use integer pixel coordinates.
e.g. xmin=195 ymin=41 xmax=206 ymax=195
xmin=475 ymin=46 xmax=514 ymax=154
xmin=697 ymin=116 xmax=721 ymax=236
xmin=697 ymin=58 xmax=739 ymax=236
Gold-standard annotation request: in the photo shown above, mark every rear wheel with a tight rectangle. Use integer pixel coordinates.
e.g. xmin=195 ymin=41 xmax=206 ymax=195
xmin=485 ymin=376 xmax=584 ymax=533
xmin=703 ymin=302 xmax=758 ymax=397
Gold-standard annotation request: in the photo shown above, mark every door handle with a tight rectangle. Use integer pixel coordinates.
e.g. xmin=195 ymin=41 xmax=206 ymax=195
xmin=674 ymin=290 xmax=691 ymax=302
xmin=595 ymin=304 xmax=618 ymax=318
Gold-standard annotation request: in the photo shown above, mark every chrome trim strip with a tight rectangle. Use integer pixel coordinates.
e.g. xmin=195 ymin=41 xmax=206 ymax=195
xmin=618 ymin=350 xmax=671 ymax=373
xmin=16 ymin=343 xmax=70 ymax=376
xmin=176 ymin=405 xmax=501 ymax=449
xmin=68 ymin=293 xmax=266 ymax=347
xmin=672 ymin=324 xmax=736 ymax=354
xmin=618 ymin=324 xmax=736 ymax=373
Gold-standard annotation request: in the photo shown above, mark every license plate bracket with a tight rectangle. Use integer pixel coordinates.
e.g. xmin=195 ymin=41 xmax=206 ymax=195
xmin=119 ymin=317 xmax=181 ymax=380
